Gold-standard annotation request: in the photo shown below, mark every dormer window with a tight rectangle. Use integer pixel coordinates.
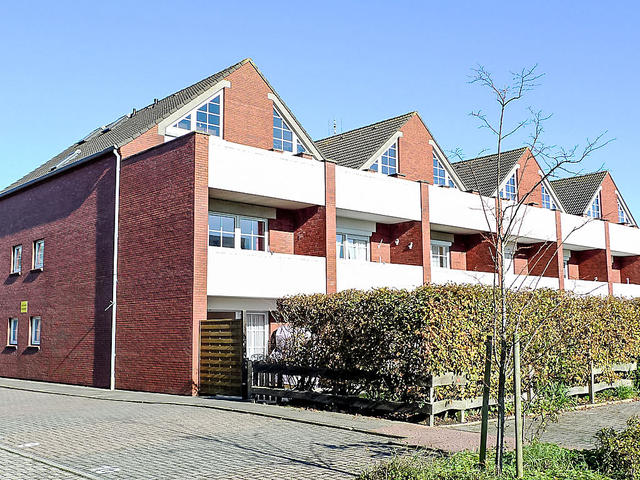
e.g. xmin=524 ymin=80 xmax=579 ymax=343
xmin=433 ymin=152 xmax=456 ymax=188
xmin=369 ymin=143 xmax=397 ymax=175
xmin=586 ymin=192 xmax=601 ymax=218
xmin=541 ymin=185 xmax=557 ymax=210
xmin=172 ymin=93 xmax=222 ymax=137
xmin=618 ymin=200 xmax=627 ymax=224
xmin=500 ymin=173 xmax=517 ymax=201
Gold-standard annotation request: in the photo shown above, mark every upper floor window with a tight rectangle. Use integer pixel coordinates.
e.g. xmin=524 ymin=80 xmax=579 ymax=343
xmin=618 ymin=199 xmax=631 ymax=224
xmin=209 ymin=213 xmax=267 ymax=252
xmin=541 ymin=185 xmax=557 ymax=210
xmin=336 ymin=233 xmax=369 ymax=261
xmin=500 ymin=173 xmax=517 ymax=201
xmin=29 ymin=316 xmax=41 ymax=346
xmin=273 ymin=107 xmax=298 ymax=153
xmin=173 ymin=93 xmax=222 ymax=137
xmin=370 ymin=143 xmax=397 ymax=175
xmin=430 ymin=241 xmax=450 ymax=269
xmin=11 ymin=245 xmax=22 ymax=274
xmin=586 ymin=192 xmax=601 ymax=219
xmin=7 ymin=318 xmax=18 ymax=346
xmin=33 ymin=239 xmax=44 ymax=270
xmin=433 ymin=152 xmax=456 ymax=188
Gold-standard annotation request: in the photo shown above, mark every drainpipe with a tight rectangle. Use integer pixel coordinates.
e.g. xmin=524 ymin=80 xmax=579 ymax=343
xmin=110 ymin=148 xmax=121 ymax=390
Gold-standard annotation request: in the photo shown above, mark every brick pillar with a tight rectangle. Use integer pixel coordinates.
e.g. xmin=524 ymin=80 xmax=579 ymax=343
xmin=192 ymin=134 xmax=209 ymax=395
xmin=555 ymin=210 xmax=565 ymax=291
xmin=324 ymin=161 xmax=337 ymax=294
xmin=604 ymin=221 xmax=614 ymax=296
xmin=420 ymin=182 xmax=431 ymax=284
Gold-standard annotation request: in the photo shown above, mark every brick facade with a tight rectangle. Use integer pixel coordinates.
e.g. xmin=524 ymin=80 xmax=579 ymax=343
xmin=0 ymin=154 xmax=116 ymax=387
xmin=398 ymin=115 xmax=435 ymax=182
xmin=526 ymin=242 xmax=560 ymax=278
xmin=516 ymin=148 xmax=545 ymax=207
xmin=575 ymin=249 xmax=609 ymax=282
xmin=465 ymin=234 xmax=496 ymax=273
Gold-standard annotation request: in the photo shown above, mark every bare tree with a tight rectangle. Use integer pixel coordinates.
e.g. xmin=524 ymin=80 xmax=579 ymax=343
xmin=452 ymin=65 xmax=611 ymax=474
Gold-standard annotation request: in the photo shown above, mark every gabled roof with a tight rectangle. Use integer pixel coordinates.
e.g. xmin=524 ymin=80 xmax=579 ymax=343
xmin=451 ymin=147 xmax=527 ymax=196
xmin=3 ymin=58 xmax=319 ymax=196
xmin=314 ymin=112 xmax=415 ymax=169
xmin=550 ymin=171 xmax=608 ymax=216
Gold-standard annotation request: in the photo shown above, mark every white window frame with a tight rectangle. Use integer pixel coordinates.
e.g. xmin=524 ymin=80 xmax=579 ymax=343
xmin=369 ymin=142 xmax=398 ymax=176
xmin=541 ymin=184 xmax=557 ymax=210
xmin=336 ymin=233 xmax=370 ymax=261
xmin=273 ymin=106 xmax=306 ymax=155
xmin=586 ymin=191 xmax=602 ymax=219
xmin=433 ymin=151 xmax=456 ymax=188
xmin=208 ymin=212 xmax=268 ymax=252
xmin=563 ymin=250 xmax=571 ymax=279
xmin=430 ymin=240 xmax=451 ymax=269
xmin=33 ymin=239 xmax=44 ymax=270
xmin=168 ymin=90 xmax=224 ymax=138
xmin=500 ymin=173 xmax=518 ymax=201
xmin=245 ymin=311 xmax=269 ymax=360
xmin=29 ymin=316 xmax=41 ymax=347
xmin=8 ymin=318 xmax=18 ymax=346
xmin=616 ymin=194 xmax=634 ymax=226
xmin=11 ymin=245 xmax=22 ymax=274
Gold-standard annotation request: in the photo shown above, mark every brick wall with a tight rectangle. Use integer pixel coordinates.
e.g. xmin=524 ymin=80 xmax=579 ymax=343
xmin=526 ymin=242 xmax=560 ymax=278
xmin=576 ymin=249 xmax=609 ymax=282
xmin=620 ymin=256 xmax=640 ymax=284
xmin=269 ymin=209 xmax=296 ymax=254
xmin=389 ymin=222 xmax=423 ymax=266
xmin=516 ymin=148 xmax=544 ymax=207
xmin=120 ymin=126 xmax=164 ymax=159
xmin=224 ymin=63 xmax=274 ymax=151
xmin=465 ymin=234 xmax=496 ymax=273
xmin=294 ymin=206 xmax=326 ymax=257
xmin=0 ymin=154 xmax=115 ymax=387
xmin=370 ymin=224 xmax=392 ymax=263
xmin=450 ymin=235 xmax=467 ymax=270
xmin=325 ymin=162 xmax=337 ymax=294
xmin=600 ymin=173 xmax=620 ymax=223
xmin=398 ymin=115 xmax=434 ymax=182
xmin=116 ymin=133 xmax=200 ymax=395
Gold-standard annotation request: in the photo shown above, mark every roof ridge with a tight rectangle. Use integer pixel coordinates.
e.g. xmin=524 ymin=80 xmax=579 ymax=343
xmin=315 ymin=111 xmax=415 ymax=143
xmin=452 ymin=146 xmax=528 ymax=165
xmin=550 ymin=170 xmax=608 ymax=184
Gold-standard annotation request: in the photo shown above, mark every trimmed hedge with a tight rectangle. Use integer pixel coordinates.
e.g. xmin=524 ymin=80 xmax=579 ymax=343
xmin=274 ymin=285 xmax=640 ymax=404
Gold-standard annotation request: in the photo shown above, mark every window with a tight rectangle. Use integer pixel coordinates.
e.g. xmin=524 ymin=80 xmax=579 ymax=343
xmin=7 ymin=318 xmax=18 ymax=346
xmin=172 ymin=93 xmax=222 ymax=137
xmin=369 ymin=143 xmax=397 ymax=175
xmin=430 ymin=241 xmax=451 ymax=269
xmin=208 ymin=214 xmax=235 ymax=248
xmin=11 ymin=245 xmax=22 ymax=274
xmin=273 ymin=107 xmax=308 ymax=154
xmin=586 ymin=193 xmax=601 ymax=218
xmin=209 ymin=213 xmax=268 ymax=251
xmin=563 ymin=251 xmax=571 ymax=279
xmin=618 ymin=201 xmax=627 ymax=224
xmin=246 ymin=312 xmax=268 ymax=360
xmin=541 ymin=185 xmax=557 ymax=210
xmin=240 ymin=218 xmax=266 ymax=251
xmin=33 ymin=239 xmax=44 ymax=270
xmin=336 ymin=233 xmax=369 ymax=261
xmin=29 ymin=316 xmax=41 ymax=346
xmin=500 ymin=173 xmax=517 ymax=201
xmin=433 ymin=152 xmax=456 ymax=188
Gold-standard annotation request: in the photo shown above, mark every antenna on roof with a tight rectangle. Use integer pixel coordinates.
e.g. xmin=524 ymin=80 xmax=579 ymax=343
xmin=333 ymin=119 xmax=337 ymax=135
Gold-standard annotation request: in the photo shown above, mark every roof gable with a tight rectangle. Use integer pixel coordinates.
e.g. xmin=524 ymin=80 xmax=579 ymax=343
xmin=314 ymin=112 xmax=415 ymax=169
xmin=550 ymin=171 xmax=607 ymax=216
xmin=452 ymin=147 xmax=527 ymax=196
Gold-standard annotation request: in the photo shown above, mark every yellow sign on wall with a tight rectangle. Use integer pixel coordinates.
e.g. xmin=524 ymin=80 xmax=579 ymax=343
xmin=20 ymin=301 xmax=28 ymax=313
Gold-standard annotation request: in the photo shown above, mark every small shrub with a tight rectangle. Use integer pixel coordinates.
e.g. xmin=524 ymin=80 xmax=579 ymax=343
xmin=614 ymin=386 xmax=637 ymax=400
xmin=593 ymin=415 xmax=640 ymax=480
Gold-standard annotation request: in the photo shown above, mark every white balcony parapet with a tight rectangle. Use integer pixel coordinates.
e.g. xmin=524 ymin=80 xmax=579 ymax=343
xmin=208 ymin=248 xmax=326 ymax=298
xmin=208 ymin=138 xmax=325 ymax=206
xmin=565 ymin=279 xmax=609 ymax=296
xmin=561 ymin=214 xmax=605 ymax=250
xmin=337 ymin=260 xmax=423 ymax=291
xmin=429 ymin=185 xmax=496 ymax=234
xmin=335 ymin=166 xmax=421 ymax=222
xmin=506 ymin=204 xmax=557 ymax=243
xmin=431 ymin=267 xmax=495 ymax=287
xmin=505 ymin=273 xmax=559 ymax=291
xmin=612 ymin=282 xmax=640 ymax=298
xmin=609 ymin=222 xmax=640 ymax=256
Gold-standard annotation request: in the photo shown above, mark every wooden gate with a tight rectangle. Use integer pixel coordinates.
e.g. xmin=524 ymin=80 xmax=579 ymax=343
xmin=199 ymin=312 xmax=244 ymax=396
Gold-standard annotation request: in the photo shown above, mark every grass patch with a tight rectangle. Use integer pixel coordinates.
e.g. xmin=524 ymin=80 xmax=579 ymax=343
xmin=358 ymin=442 xmax=613 ymax=480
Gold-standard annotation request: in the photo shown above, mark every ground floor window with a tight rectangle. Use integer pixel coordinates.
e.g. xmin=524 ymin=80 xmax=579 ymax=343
xmin=430 ymin=241 xmax=451 ymax=269
xmin=336 ymin=233 xmax=369 ymax=261
xmin=8 ymin=318 xmax=18 ymax=346
xmin=30 ymin=316 xmax=41 ymax=346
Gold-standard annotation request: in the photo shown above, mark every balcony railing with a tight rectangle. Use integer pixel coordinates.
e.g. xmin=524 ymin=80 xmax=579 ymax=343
xmin=208 ymin=248 xmax=326 ymax=298
xmin=336 ymin=260 xmax=423 ymax=291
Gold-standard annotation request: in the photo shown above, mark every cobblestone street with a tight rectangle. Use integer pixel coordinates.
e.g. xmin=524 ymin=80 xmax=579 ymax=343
xmin=0 ymin=388 xmax=399 ymax=479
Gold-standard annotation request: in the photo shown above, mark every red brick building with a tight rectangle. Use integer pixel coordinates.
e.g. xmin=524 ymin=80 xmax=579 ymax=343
xmin=1 ymin=59 xmax=638 ymax=395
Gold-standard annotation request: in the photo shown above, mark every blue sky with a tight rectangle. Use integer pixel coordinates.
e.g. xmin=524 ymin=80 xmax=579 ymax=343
xmin=1 ymin=1 xmax=638 ymax=211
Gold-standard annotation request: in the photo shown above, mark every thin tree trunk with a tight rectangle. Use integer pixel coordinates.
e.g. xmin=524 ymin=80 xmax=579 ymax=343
xmin=495 ymin=337 xmax=507 ymax=473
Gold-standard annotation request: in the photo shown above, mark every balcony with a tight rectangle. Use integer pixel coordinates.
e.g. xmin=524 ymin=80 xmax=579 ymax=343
xmin=208 ymin=248 xmax=326 ymax=298
xmin=336 ymin=260 xmax=423 ymax=291
xmin=561 ymin=213 xmax=606 ymax=251
xmin=609 ymin=222 xmax=640 ymax=256
xmin=613 ymin=282 xmax=640 ymax=298
xmin=208 ymin=138 xmax=326 ymax=208
xmin=429 ymin=186 xmax=496 ymax=234
xmin=565 ymin=279 xmax=608 ymax=296
xmin=431 ymin=267 xmax=495 ymax=286
xmin=507 ymin=204 xmax=557 ymax=243
xmin=335 ymin=166 xmax=421 ymax=223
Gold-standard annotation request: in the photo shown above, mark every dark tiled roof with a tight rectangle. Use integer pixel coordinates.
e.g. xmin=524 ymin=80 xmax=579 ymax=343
xmin=2 ymin=58 xmax=257 ymax=195
xmin=452 ymin=147 xmax=527 ymax=196
xmin=550 ymin=171 xmax=607 ymax=216
xmin=314 ymin=112 xmax=415 ymax=169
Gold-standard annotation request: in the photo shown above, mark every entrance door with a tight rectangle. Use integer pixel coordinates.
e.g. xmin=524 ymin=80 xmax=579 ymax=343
xmin=245 ymin=312 xmax=269 ymax=361
xmin=199 ymin=312 xmax=243 ymax=396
